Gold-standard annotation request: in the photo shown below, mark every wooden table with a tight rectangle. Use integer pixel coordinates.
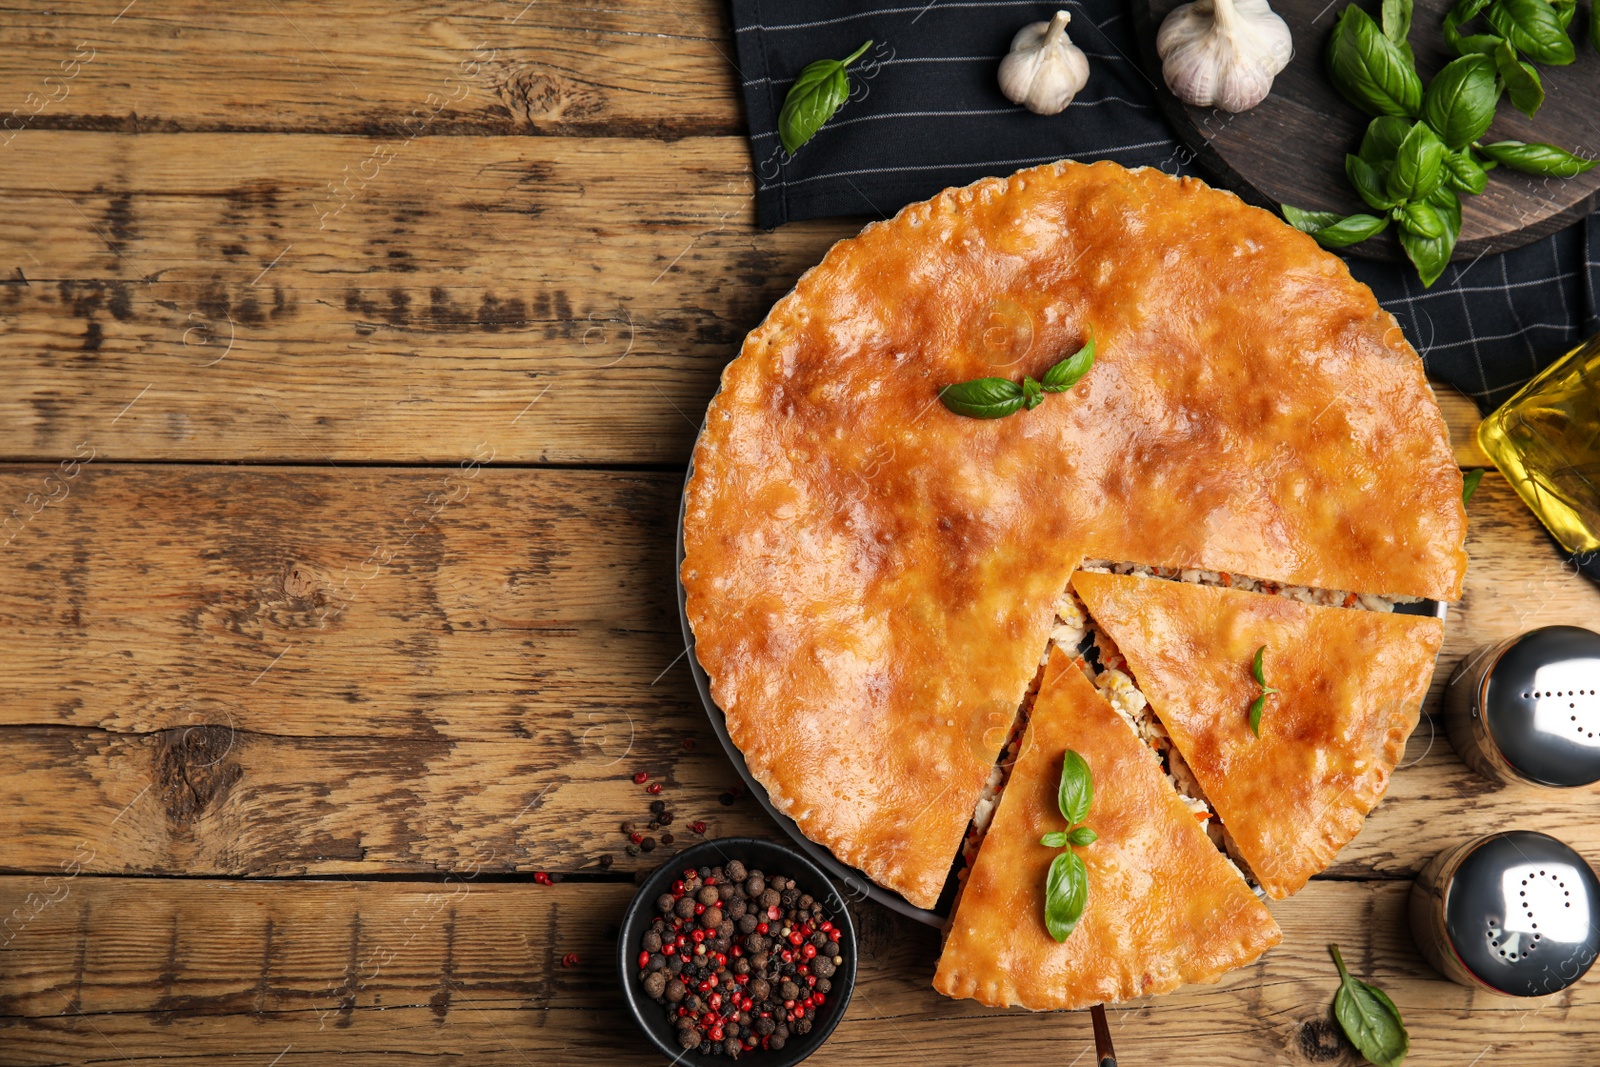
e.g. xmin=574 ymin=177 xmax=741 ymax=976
xmin=1 ymin=4 xmax=1596 ymax=1064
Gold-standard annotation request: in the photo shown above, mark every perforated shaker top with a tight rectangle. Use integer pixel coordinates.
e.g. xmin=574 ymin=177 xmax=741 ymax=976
xmin=1446 ymin=831 xmax=1600 ymax=997
xmin=1483 ymin=626 xmax=1600 ymax=787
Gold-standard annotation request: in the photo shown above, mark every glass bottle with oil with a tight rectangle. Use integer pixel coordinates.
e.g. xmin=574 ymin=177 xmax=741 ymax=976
xmin=1478 ymin=333 xmax=1600 ymax=564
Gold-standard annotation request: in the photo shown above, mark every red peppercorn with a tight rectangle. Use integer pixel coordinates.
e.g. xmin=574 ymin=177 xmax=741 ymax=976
xmin=699 ymin=981 xmax=713 ymax=994
xmin=689 ymin=820 xmax=707 ymax=834
xmin=694 ymin=903 xmax=706 ymax=915
xmin=731 ymin=945 xmax=742 ymax=957
xmin=532 ymin=871 xmax=552 ymax=886
xmin=781 ymin=950 xmax=793 ymax=963
xmin=646 ymin=782 xmax=662 ymax=795
xmin=561 ymin=952 xmax=580 ymax=967
xmin=702 ymin=1010 xmax=717 ymax=1026
xmin=672 ymin=880 xmax=685 ymax=895
xmin=710 ymin=1027 xmax=724 ymax=1042
xmin=736 ymin=973 xmax=749 ymax=986
xmin=638 ymin=951 xmax=650 ymax=968
xmin=715 ymin=953 xmax=727 ymax=967
xmin=756 ymin=922 xmax=768 ymax=934
xmin=805 ymin=974 xmax=816 ymax=986
xmin=663 ymin=943 xmax=675 ymax=955
xmin=768 ymin=905 xmax=782 ymax=920
xmin=788 ymin=931 xmax=804 ymax=946
xmin=784 ymin=999 xmax=795 ymax=1009
xmin=629 ymin=831 xmax=644 ymax=844
xmin=692 ymin=929 xmax=706 ymax=943
xmin=814 ymin=992 xmax=826 ymax=1005
xmin=709 ymin=993 xmax=722 ymax=1010
xmin=633 ymin=771 xmax=649 ymax=784
xmin=802 ymin=943 xmax=817 ymax=960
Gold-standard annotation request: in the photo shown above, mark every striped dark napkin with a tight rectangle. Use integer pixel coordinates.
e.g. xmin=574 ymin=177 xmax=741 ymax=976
xmin=730 ymin=0 xmax=1600 ymax=413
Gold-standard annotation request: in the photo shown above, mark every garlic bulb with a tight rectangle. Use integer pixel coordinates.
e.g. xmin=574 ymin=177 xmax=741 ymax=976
xmin=997 ymin=11 xmax=1091 ymax=116
xmin=1156 ymin=0 xmax=1292 ymax=113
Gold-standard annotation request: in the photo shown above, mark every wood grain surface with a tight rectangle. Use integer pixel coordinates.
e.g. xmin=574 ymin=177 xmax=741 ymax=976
xmin=1 ymin=465 xmax=1595 ymax=880
xmin=1132 ymin=0 xmax=1600 ymax=259
xmin=2 ymin=2 xmax=1595 ymax=1064
xmin=1 ymin=877 xmax=1594 ymax=1066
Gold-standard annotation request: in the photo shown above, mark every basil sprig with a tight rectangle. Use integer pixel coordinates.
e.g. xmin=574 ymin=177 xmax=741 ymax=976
xmin=1248 ymin=644 xmax=1279 ymax=738
xmin=1289 ymin=0 xmax=1596 ymax=287
xmin=778 ymin=40 xmax=872 ymax=156
xmin=1329 ymin=943 xmax=1410 ymax=1067
xmin=1462 ymin=467 xmax=1484 ymax=503
xmin=940 ymin=333 xmax=1096 ymax=420
xmin=1041 ymin=749 xmax=1097 ymax=942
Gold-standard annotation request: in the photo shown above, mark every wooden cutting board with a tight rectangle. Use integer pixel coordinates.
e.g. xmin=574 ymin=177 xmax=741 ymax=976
xmin=1130 ymin=0 xmax=1600 ymax=260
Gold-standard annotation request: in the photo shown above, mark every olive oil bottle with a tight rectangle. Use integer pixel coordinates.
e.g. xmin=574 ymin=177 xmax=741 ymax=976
xmin=1478 ymin=333 xmax=1600 ymax=556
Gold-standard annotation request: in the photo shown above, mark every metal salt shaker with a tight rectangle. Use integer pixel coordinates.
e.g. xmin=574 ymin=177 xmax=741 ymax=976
xmin=1411 ymin=830 xmax=1600 ymax=996
xmin=1443 ymin=625 xmax=1600 ymax=787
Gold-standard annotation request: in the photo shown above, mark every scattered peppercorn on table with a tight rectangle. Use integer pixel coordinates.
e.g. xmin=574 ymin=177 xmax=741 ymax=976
xmin=1 ymin=3 xmax=1597 ymax=1065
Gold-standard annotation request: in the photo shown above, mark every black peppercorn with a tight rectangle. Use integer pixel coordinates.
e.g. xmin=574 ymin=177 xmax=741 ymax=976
xmin=759 ymin=889 xmax=779 ymax=909
xmin=677 ymin=1027 xmax=699 ymax=1050
xmin=625 ymin=843 xmax=641 ymax=857
xmin=657 ymin=811 xmax=673 ymax=825
xmin=745 ymin=876 xmax=765 ymax=898
xmin=643 ymin=929 xmax=663 ymax=952
xmin=643 ymin=971 xmax=667 ymax=999
xmin=697 ymin=885 xmax=720 ymax=906
xmin=675 ymin=897 xmax=696 ymax=920
xmin=737 ymin=914 xmax=757 ymax=934
xmin=650 ymin=799 xmax=666 ymax=814
xmin=641 ymin=836 xmax=657 ymax=853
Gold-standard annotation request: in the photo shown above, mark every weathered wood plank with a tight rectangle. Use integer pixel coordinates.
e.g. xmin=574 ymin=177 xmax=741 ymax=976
xmin=0 ymin=876 xmax=1593 ymax=1065
xmin=0 ymin=130 xmax=842 ymax=464
xmin=0 ymin=0 xmax=739 ymax=138
xmin=0 ymin=130 xmax=1491 ymax=466
xmin=0 ymin=465 xmax=1595 ymax=878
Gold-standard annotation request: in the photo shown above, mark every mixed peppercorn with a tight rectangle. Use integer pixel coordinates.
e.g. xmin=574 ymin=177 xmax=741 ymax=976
xmin=635 ymin=859 xmax=844 ymax=1057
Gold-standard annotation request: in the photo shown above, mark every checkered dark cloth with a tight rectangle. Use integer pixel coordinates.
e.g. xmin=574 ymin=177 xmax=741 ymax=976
xmin=731 ymin=0 xmax=1600 ymax=413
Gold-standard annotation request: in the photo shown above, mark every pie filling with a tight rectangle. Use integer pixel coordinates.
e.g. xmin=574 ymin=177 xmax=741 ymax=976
xmin=952 ymin=557 xmax=1430 ymax=904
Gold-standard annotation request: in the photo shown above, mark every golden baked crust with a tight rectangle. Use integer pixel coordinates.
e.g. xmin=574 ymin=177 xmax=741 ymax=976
xmin=933 ymin=647 xmax=1281 ymax=1009
xmin=1072 ymin=571 xmax=1445 ymax=899
xmin=682 ymin=160 xmax=1466 ymax=907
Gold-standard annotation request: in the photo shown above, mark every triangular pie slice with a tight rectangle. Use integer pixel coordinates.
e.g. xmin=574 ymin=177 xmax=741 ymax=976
xmin=1072 ymin=571 xmax=1445 ymax=899
xmin=934 ymin=646 xmax=1281 ymax=1010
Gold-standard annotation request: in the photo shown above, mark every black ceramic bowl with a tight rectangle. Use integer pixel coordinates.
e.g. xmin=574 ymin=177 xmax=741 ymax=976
xmin=617 ymin=837 xmax=859 ymax=1066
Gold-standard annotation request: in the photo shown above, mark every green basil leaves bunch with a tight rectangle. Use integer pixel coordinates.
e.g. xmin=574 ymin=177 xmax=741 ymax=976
xmin=940 ymin=332 xmax=1095 ymax=420
xmin=1286 ymin=0 xmax=1595 ymax=287
xmin=1040 ymin=749 xmax=1098 ymax=942
xmin=1444 ymin=0 xmax=1590 ymax=102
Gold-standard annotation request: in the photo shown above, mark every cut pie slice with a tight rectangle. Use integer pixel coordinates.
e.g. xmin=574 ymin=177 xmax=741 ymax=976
xmin=1072 ymin=571 xmax=1445 ymax=899
xmin=934 ymin=646 xmax=1281 ymax=1010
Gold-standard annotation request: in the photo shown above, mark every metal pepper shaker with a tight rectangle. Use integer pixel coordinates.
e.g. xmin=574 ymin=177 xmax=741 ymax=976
xmin=1410 ymin=831 xmax=1600 ymax=996
xmin=1443 ymin=626 xmax=1600 ymax=787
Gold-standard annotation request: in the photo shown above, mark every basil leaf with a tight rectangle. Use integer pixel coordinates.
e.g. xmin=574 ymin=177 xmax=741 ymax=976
xmin=1041 ymin=333 xmax=1095 ymax=392
xmin=1444 ymin=149 xmax=1489 ymax=193
xmin=1553 ymin=0 xmax=1577 ymax=29
xmin=1347 ymin=154 xmax=1399 ymax=209
xmin=1044 ymin=849 xmax=1089 ymax=942
xmin=1022 ymin=375 xmax=1044 ymax=410
xmin=777 ymin=40 xmax=872 ymax=155
xmin=1382 ymin=0 xmax=1414 ymax=42
xmin=1421 ymin=54 xmax=1500 ymax=148
xmin=1040 ymin=831 xmax=1070 ymax=848
xmin=1067 ymin=826 xmax=1099 ymax=847
xmin=1485 ymin=0 xmax=1576 ymax=64
xmin=1251 ymin=645 xmax=1269 ymax=687
xmin=1494 ymin=40 xmax=1545 ymax=115
xmin=1462 ymin=468 xmax=1484 ymax=503
xmin=1398 ymin=220 xmax=1455 ymax=286
xmin=940 ymin=377 xmax=1026 ymax=419
xmin=1058 ymin=749 xmax=1093 ymax=826
xmin=1360 ymin=115 xmax=1413 ymax=164
xmin=1401 ymin=200 xmax=1446 ymax=238
xmin=1282 ymin=204 xmax=1347 ymax=233
xmin=1443 ymin=0 xmax=1505 ymax=53
xmin=1387 ymin=121 xmax=1446 ymax=201
xmin=1477 ymin=140 xmax=1600 ymax=176
xmin=1249 ymin=691 xmax=1268 ymax=737
xmin=1309 ymin=213 xmax=1390 ymax=248
xmin=1330 ymin=944 xmax=1410 ymax=1067
xmin=1327 ymin=6 xmax=1424 ymax=117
